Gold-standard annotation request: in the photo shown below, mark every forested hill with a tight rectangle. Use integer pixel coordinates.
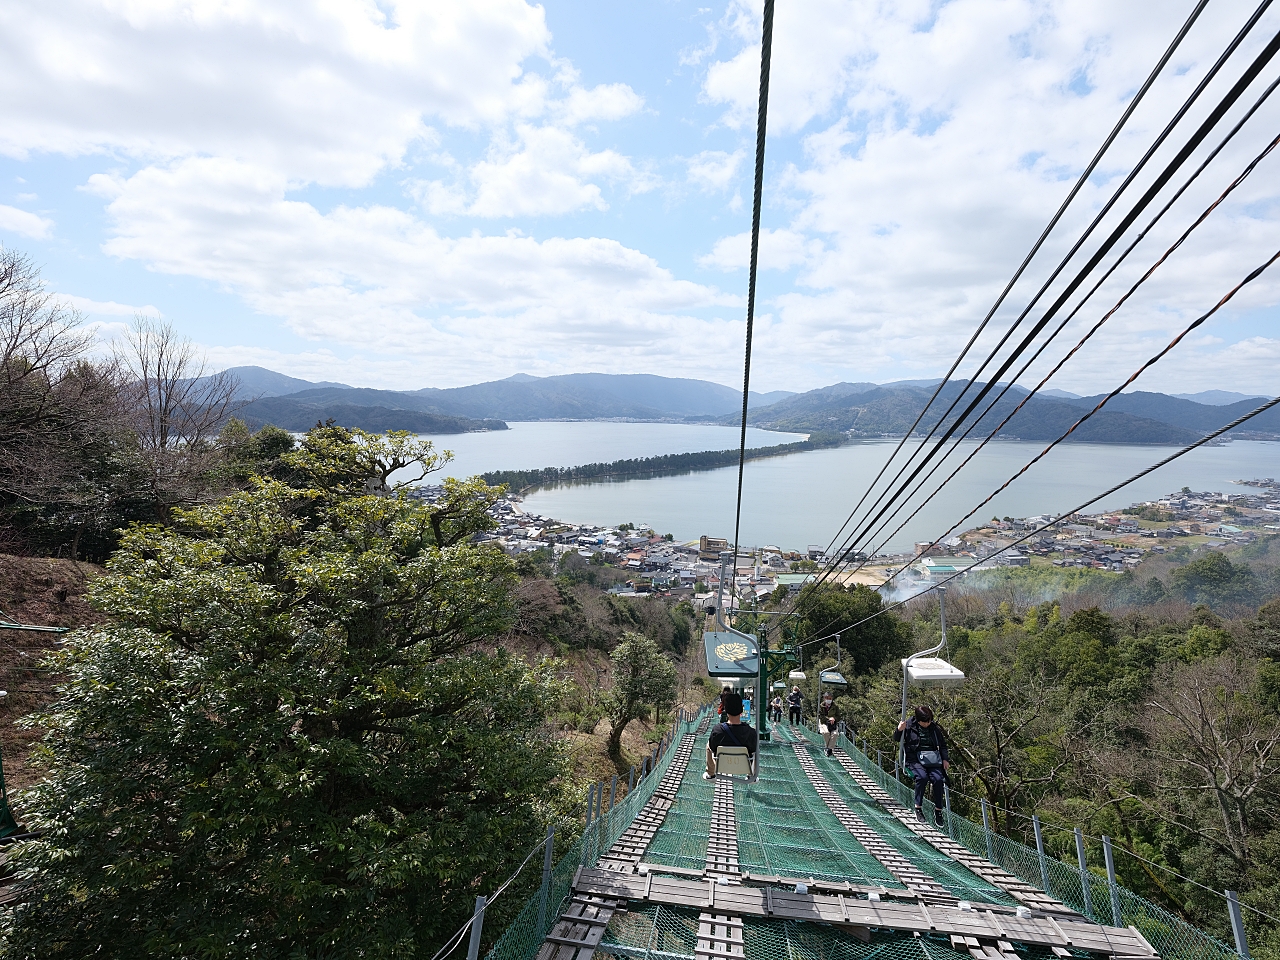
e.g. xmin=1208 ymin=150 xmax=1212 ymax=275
xmin=735 ymin=380 xmax=1279 ymax=442
xmin=239 ymin=396 xmax=506 ymax=434
xmin=225 ymin=365 xmax=1275 ymax=441
xmin=234 ymin=371 xmax=794 ymax=431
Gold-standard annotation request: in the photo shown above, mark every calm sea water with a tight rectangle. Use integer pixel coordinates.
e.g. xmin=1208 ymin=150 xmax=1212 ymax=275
xmin=419 ymin=425 xmax=1280 ymax=554
xmin=416 ymin=421 xmax=805 ymax=481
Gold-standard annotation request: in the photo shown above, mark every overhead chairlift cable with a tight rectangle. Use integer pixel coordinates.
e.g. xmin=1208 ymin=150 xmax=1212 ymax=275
xmin=882 ymin=243 xmax=1280 ymax=593
xmin=848 ymin=114 xmax=1280 ymax=578
xmin=803 ymin=15 xmax=1280 ymax=607
xmin=805 ymin=0 xmax=1274 ymax=595
xmin=799 ymin=239 xmax=1280 ymax=645
xmin=797 ymin=392 xmax=1280 ymax=649
xmin=730 ymin=0 xmax=777 ymax=569
xmin=811 ymin=0 xmax=1216 ymax=569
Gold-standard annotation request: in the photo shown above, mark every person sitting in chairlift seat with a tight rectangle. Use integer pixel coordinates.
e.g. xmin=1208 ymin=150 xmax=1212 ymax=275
xmin=704 ymin=692 xmax=758 ymax=779
xmin=894 ymin=705 xmax=950 ymax=826
xmin=818 ymin=692 xmax=841 ymax=757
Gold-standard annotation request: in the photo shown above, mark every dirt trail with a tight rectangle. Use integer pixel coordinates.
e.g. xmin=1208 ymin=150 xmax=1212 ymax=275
xmin=0 ymin=555 xmax=103 ymax=794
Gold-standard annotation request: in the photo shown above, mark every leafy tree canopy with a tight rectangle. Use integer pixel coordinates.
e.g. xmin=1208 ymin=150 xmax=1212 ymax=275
xmin=5 ymin=428 xmax=567 ymax=960
xmin=1169 ymin=552 xmax=1259 ymax=607
xmin=605 ymin=632 xmax=677 ymax=761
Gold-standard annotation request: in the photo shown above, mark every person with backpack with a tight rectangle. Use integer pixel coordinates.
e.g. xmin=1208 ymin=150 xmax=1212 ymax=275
xmin=770 ymin=694 xmax=783 ymax=723
xmin=704 ymin=692 xmax=759 ymax=779
xmin=894 ymin=705 xmax=950 ymax=825
xmin=818 ymin=692 xmax=841 ymax=757
xmin=787 ymin=686 xmax=803 ymax=724
xmin=717 ymin=685 xmax=732 ymax=717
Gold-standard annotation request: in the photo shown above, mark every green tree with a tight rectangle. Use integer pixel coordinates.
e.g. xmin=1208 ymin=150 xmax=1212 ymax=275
xmin=5 ymin=428 xmax=566 ymax=960
xmin=795 ymin=583 xmax=910 ymax=676
xmin=1169 ymin=553 xmax=1258 ymax=607
xmin=605 ymin=632 xmax=677 ymax=761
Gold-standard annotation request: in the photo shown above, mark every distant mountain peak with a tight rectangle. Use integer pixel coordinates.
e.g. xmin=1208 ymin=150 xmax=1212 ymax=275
xmin=503 ymin=373 xmax=541 ymax=382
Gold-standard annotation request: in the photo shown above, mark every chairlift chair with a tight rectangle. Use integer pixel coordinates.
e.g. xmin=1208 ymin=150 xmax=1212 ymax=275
xmin=900 ymin=586 xmax=965 ymax=768
xmin=712 ymin=746 xmax=754 ymax=779
xmin=820 ymin=632 xmax=849 ymax=692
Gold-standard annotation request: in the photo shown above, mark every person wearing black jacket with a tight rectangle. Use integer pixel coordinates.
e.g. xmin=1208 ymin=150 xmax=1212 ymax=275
xmin=787 ymin=686 xmax=803 ymax=724
xmin=894 ymin=705 xmax=949 ymax=824
xmin=704 ymin=692 xmax=758 ymax=778
xmin=818 ymin=692 xmax=841 ymax=757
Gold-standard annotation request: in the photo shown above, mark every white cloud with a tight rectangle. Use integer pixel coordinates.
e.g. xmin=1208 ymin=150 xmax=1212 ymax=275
xmin=691 ymin=0 xmax=1280 ymax=392
xmin=0 ymin=0 xmax=555 ymax=187
xmin=557 ymin=83 xmax=645 ymax=125
xmin=413 ymin=124 xmax=653 ymax=218
xmin=91 ymin=156 xmax=739 ymax=385
xmin=62 ymin=294 xmax=160 ymax=317
xmin=0 ymin=203 xmax=53 ymax=239
xmin=687 ymin=149 xmax=744 ymax=192
xmin=699 ymin=228 xmax=822 ymax=271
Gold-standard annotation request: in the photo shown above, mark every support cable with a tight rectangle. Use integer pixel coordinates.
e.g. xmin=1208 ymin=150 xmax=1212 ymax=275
xmin=731 ymin=0 xmax=776 ymax=561
xmin=796 ymin=392 xmax=1280 ymax=648
xmin=814 ymin=0 xmax=1213 ymax=568
xmin=805 ymin=17 xmax=1280 ymax=606
xmin=873 ymin=243 xmax=1280 ymax=595
xmin=798 ymin=246 xmax=1280 ymax=645
xmin=812 ymin=0 xmax=1216 ymax=567
xmin=849 ymin=117 xmax=1280 ymax=576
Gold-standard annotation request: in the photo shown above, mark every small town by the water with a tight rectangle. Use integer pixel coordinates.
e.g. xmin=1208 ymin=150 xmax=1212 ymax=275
xmin=412 ymin=478 xmax=1280 ymax=601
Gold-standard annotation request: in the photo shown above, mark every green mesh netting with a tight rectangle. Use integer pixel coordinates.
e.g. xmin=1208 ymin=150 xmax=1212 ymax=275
xmin=832 ymin=729 xmax=1238 ymax=960
xmin=780 ymin=724 xmax=1015 ymax=906
xmin=487 ymin=707 xmax=1238 ymax=960
xmin=485 ymin=707 xmax=716 ymax=960
xmin=736 ymin=734 xmax=903 ymax=887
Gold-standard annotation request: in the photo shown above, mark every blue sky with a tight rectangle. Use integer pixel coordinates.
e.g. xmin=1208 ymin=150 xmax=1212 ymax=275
xmin=1 ymin=0 xmax=1279 ymax=395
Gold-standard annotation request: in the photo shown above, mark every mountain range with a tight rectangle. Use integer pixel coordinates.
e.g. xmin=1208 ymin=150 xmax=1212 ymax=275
xmin=229 ymin=367 xmax=794 ymax=432
xmin=733 ymin=382 xmax=1279 ymax=444
xmin=222 ymin=366 xmax=1276 ymax=443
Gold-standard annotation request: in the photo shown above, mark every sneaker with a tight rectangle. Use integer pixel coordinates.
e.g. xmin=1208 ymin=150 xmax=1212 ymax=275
xmin=826 ymin=749 xmax=834 ymax=757
xmin=934 ymin=811 xmax=945 ymax=827
xmin=914 ymin=807 xmax=925 ymax=822
xmin=702 ymin=772 xmax=714 ymax=780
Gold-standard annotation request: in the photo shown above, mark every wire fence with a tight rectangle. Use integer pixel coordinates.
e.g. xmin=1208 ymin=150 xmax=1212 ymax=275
xmin=835 ymin=729 xmax=1240 ymax=960
xmin=483 ymin=705 xmax=714 ymax=960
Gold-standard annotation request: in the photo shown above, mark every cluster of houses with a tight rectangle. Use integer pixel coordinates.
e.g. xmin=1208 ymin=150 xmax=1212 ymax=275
xmin=407 ymin=478 xmax=1279 ymax=593
xmin=908 ymin=482 xmax=1278 ymax=579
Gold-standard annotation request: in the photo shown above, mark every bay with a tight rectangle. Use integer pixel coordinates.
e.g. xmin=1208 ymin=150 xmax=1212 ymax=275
xmin=512 ymin=432 xmax=1280 ymax=554
xmin=416 ymin=421 xmax=806 ymax=484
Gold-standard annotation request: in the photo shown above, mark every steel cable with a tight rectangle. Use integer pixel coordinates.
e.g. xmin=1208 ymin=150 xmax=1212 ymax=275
xmin=805 ymin=392 xmax=1280 ymax=644
xmin=850 ymin=118 xmax=1280 ymax=575
xmin=812 ymin=0 xmax=1217 ymax=569
xmin=800 ymin=15 xmax=1280 ymax=615
xmin=806 ymin=2 xmax=1276 ymax=599
xmin=731 ymin=0 xmax=776 ymax=563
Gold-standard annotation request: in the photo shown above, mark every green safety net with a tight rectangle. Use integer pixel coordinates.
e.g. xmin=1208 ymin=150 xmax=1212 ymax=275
xmin=778 ymin=724 xmax=1013 ymax=905
xmin=486 ymin=708 xmax=1238 ymax=960
xmin=485 ymin=707 xmax=717 ymax=960
xmin=829 ymin=727 xmax=1238 ymax=960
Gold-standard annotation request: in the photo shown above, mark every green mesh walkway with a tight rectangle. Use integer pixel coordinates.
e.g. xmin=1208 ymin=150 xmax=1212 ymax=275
xmin=777 ymin=725 xmax=1016 ymax=906
xmin=598 ymin=902 xmax=1084 ymax=960
xmin=485 ymin=708 xmax=1240 ymax=960
xmin=646 ymin=737 xmax=715 ymax=872
xmin=737 ymin=733 xmax=903 ymax=887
